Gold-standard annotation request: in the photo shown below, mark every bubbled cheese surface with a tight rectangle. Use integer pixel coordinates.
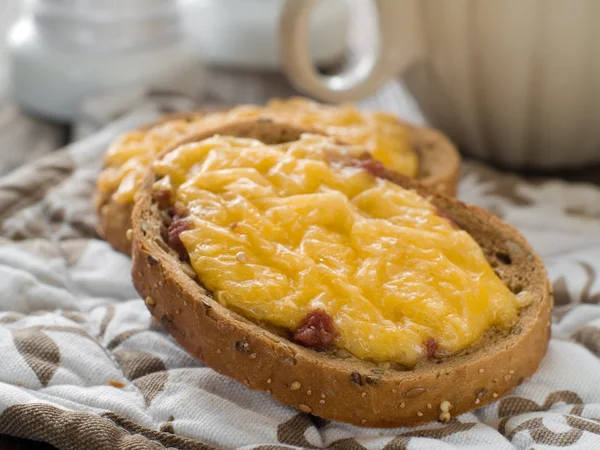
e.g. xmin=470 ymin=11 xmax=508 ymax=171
xmin=153 ymin=134 xmax=520 ymax=366
xmin=98 ymin=98 xmax=417 ymax=205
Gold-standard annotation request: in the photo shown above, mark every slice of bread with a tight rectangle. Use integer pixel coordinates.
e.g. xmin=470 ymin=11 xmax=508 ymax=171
xmin=96 ymin=112 xmax=460 ymax=254
xmin=130 ymin=119 xmax=551 ymax=428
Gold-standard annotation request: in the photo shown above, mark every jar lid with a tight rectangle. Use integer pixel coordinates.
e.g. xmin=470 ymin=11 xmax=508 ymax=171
xmin=28 ymin=0 xmax=180 ymax=22
xmin=27 ymin=0 xmax=184 ymax=53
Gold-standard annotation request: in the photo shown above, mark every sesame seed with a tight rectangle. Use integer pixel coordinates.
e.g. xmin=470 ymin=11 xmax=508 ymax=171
xmin=243 ymin=379 xmax=249 ymax=386
xmin=321 ymin=393 xmax=326 ymax=399
xmin=479 ymin=368 xmax=484 ymax=374
xmin=504 ymin=375 xmax=511 ymax=381
xmin=250 ymin=353 xmax=257 ymax=359
xmin=243 ymin=343 xmax=249 ymax=349
xmin=267 ymin=378 xmax=272 ymax=384
xmin=493 ymin=378 xmax=498 ymax=383
xmin=392 ymin=389 xmax=398 ymax=393
xmin=319 ymin=400 xmax=325 ymax=404
xmin=509 ymin=370 xmax=515 ymax=374
xmin=236 ymin=252 xmax=248 ymax=263
xmin=400 ymin=402 xmax=405 ymax=408
xmin=299 ymin=404 xmax=311 ymax=413
xmin=440 ymin=401 xmax=451 ymax=412
xmin=126 ymin=229 xmax=133 ymax=241
xmin=306 ymin=390 xmax=312 ymax=395
xmin=217 ymin=349 xmax=222 ymax=354
xmin=290 ymin=381 xmax=301 ymax=391
xmin=361 ymin=419 xmax=367 ymax=425
xmin=493 ymin=392 xmax=498 ymax=398
xmin=439 ymin=411 xmax=451 ymax=423
xmin=417 ymin=412 xmax=423 ymax=417
xmin=145 ymin=296 xmax=155 ymax=306
xmin=361 ymin=392 xmax=367 ymax=397
xmin=427 ymin=404 xmax=432 ymax=409
xmin=475 ymin=399 xmax=480 ymax=404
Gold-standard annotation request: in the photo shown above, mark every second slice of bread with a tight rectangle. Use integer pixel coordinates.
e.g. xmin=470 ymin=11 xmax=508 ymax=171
xmin=96 ymin=113 xmax=460 ymax=254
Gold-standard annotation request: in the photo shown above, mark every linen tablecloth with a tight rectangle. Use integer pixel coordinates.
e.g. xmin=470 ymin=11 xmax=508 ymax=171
xmin=1 ymin=103 xmax=600 ymax=450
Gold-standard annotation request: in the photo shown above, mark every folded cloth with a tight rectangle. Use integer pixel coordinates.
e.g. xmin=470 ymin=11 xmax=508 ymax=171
xmin=1 ymin=106 xmax=600 ymax=450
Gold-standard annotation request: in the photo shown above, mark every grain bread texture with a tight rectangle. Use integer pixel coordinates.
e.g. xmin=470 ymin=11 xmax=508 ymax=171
xmin=130 ymin=119 xmax=551 ymax=428
xmin=96 ymin=113 xmax=460 ymax=254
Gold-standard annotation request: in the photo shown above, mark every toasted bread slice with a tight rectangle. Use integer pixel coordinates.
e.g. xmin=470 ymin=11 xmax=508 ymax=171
xmin=96 ymin=113 xmax=460 ymax=254
xmin=130 ymin=119 xmax=551 ymax=428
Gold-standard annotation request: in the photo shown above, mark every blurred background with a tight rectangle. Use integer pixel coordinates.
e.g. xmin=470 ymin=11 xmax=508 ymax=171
xmin=3 ymin=0 xmax=599 ymax=180
xmin=0 ymin=0 xmax=427 ymax=175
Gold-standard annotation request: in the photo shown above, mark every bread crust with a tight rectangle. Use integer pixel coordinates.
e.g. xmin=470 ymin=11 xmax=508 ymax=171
xmin=95 ymin=113 xmax=460 ymax=254
xmin=130 ymin=119 xmax=551 ymax=428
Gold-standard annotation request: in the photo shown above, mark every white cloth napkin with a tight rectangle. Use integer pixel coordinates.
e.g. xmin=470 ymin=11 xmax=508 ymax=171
xmin=0 ymin=108 xmax=599 ymax=450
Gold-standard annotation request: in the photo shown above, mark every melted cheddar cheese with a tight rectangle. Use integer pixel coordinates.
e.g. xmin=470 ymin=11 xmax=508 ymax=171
xmin=98 ymin=97 xmax=416 ymax=205
xmin=153 ymin=134 xmax=520 ymax=366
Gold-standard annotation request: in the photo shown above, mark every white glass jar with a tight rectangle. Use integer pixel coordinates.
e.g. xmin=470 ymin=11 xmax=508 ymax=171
xmin=7 ymin=0 xmax=204 ymax=122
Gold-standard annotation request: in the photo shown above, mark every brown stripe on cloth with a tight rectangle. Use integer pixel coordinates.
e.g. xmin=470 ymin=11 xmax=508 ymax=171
xmin=0 ymin=150 xmax=74 ymax=228
xmin=0 ymin=403 xmax=216 ymax=450
xmin=12 ymin=328 xmax=60 ymax=387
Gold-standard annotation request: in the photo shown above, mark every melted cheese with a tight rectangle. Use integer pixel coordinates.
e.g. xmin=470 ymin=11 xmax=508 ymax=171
xmin=98 ymin=97 xmax=416 ymax=205
xmin=153 ymin=134 xmax=520 ymax=366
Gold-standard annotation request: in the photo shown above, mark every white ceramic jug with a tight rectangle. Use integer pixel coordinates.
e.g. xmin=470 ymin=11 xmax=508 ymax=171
xmin=281 ymin=0 xmax=600 ymax=170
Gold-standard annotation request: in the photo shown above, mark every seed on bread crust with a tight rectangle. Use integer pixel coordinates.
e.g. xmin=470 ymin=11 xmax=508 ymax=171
xmin=336 ymin=348 xmax=352 ymax=358
xmin=180 ymin=263 xmax=197 ymax=279
xmin=440 ymin=400 xmax=451 ymax=412
xmin=476 ymin=388 xmax=487 ymax=399
xmin=350 ymin=372 xmax=364 ymax=386
xmin=516 ymin=291 xmax=534 ymax=307
xmin=299 ymin=404 xmax=312 ymax=413
xmin=405 ymin=387 xmax=426 ymax=398
xmin=290 ymin=381 xmax=301 ymax=391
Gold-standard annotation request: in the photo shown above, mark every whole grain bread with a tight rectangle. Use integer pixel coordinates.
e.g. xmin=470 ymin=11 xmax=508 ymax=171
xmin=130 ymin=119 xmax=551 ymax=428
xmin=96 ymin=112 xmax=460 ymax=254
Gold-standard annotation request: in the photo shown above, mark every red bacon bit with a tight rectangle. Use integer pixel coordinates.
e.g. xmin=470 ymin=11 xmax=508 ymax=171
xmin=349 ymin=158 xmax=387 ymax=178
xmin=424 ymin=337 xmax=439 ymax=359
xmin=152 ymin=189 xmax=172 ymax=209
xmin=293 ymin=309 xmax=338 ymax=349
xmin=167 ymin=215 xmax=190 ymax=260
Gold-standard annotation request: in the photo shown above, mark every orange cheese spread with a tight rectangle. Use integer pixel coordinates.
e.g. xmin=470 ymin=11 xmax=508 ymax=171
xmin=98 ymin=98 xmax=416 ymax=205
xmin=153 ymin=134 xmax=520 ymax=366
